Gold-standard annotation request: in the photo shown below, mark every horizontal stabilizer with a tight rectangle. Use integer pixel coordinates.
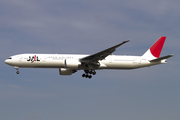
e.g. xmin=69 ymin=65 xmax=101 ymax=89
xmin=150 ymin=54 xmax=174 ymax=62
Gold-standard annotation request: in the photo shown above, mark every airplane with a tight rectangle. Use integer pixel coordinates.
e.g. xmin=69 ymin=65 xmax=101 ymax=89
xmin=5 ymin=36 xmax=173 ymax=79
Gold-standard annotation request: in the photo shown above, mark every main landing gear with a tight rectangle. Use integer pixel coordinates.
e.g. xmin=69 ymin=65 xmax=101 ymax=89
xmin=14 ymin=66 xmax=20 ymax=74
xmin=82 ymin=70 xmax=96 ymax=79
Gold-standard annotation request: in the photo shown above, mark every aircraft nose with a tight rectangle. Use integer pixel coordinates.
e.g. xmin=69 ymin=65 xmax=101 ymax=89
xmin=5 ymin=59 xmax=8 ymax=64
xmin=5 ymin=59 xmax=11 ymax=65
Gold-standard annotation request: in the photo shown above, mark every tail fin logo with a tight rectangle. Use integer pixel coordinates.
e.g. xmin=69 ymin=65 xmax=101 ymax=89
xmin=150 ymin=36 xmax=166 ymax=58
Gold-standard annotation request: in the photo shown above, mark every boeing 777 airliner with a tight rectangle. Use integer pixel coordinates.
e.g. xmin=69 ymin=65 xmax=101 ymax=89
xmin=5 ymin=36 xmax=173 ymax=79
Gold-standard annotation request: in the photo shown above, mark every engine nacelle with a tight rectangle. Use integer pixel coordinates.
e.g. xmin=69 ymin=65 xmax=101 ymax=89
xmin=65 ymin=59 xmax=81 ymax=68
xmin=59 ymin=68 xmax=73 ymax=75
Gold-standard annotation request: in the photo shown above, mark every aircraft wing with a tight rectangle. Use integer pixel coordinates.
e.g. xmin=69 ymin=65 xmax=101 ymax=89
xmin=80 ymin=40 xmax=130 ymax=63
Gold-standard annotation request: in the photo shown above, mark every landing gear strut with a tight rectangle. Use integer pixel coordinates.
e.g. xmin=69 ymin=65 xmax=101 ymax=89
xmin=82 ymin=70 xmax=96 ymax=79
xmin=14 ymin=66 xmax=20 ymax=74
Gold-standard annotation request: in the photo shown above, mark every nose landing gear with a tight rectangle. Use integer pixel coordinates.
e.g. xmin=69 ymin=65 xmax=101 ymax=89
xmin=82 ymin=70 xmax=96 ymax=79
xmin=16 ymin=71 xmax=20 ymax=74
xmin=14 ymin=66 xmax=20 ymax=74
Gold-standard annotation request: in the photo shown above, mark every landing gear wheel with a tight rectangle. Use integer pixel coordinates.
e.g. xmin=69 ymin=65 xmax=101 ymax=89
xmin=82 ymin=70 xmax=96 ymax=79
xmin=82 ymin=74 xmax=85 ymax=77
xmin=89 ymin=75 xmax=92 ymax=79
xmin=16 ymin=71 xmax=20 ymax=74
xmin=85 ymin=75 xmax=88 ymax=78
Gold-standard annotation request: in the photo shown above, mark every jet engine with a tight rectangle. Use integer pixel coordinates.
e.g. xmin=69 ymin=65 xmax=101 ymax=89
xmin=59 ymin=68 xmax=74 ymax=75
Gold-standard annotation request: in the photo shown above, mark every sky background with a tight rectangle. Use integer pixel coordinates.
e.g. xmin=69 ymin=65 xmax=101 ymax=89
xmin=0 ymin=0 xmax=180 ymax=120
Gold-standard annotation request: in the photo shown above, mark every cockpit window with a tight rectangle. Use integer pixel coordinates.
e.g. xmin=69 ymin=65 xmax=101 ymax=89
xmin=8 ymin=57 xmax=12 ymax=59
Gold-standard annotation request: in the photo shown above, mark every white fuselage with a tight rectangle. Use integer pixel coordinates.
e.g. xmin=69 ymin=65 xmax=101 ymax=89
xmin=5 ymin=54 xmax=165 ymax=70
xmin=4 ymin=37 xmax=172 ymax=78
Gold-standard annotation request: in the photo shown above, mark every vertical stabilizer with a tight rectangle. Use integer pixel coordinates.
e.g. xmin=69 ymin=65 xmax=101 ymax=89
xmin=142 ymin=36 xmax=166 ymax=60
